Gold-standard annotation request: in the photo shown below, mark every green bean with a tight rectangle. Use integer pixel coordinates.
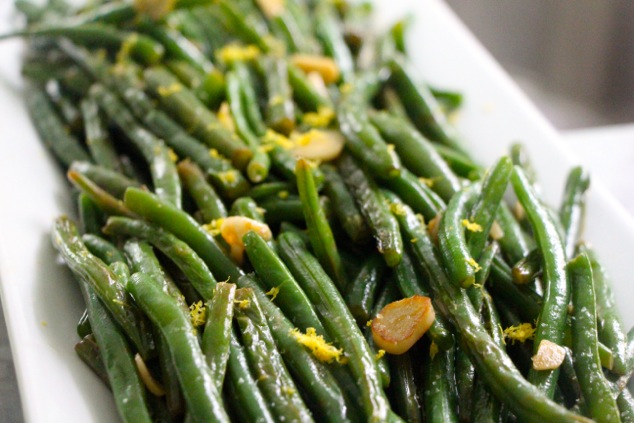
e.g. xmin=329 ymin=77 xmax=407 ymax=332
xmin=337 ymin=80 xmax=401 ymax=178
xmin=143 ymin=66 xmax=252 ymax=169
xmin=216 ymin=0 xmax=271 ymax=51
xmin=177 ymin=160 xmax=228 ymax=223
xmin=243 ymin=230 xmax=326 ymax=333
xmin=202 ymin=282 xmax=236 ymax=388
xmin=288 ymin=63 xmax=332 ymax=112
xmin=432 ymin=144 xmax=482 ymax=180
xmin=165 ymin=59 xmax=226 ymax=109
xmin=424 ymin=347 xmax=459 ymax=423
xmin=388 ymin=351 xmax=422 ymax=423
xmin=512 ymin=166 xmax=569 ymax=397
xmin=581 ymin=245 xmax=630 ymax=375
xmin=321 ymin=163 xmax=371 ymax=244
xmin=226 ymin=66 xmax=270 ymax=182
xmin=127 ymin=272 xmax=230 ymax=422
xmin=388 ymin=54 xmax=465 ymax=154
xmin=370 ymin=110 xmax=461 ymax=202
xmin=568 ymin=253 xmax=620 ymax=422
xmin=88 ymin=84 xmax=181 ymax=207
xmin=512 ymin=249 xmax=542 ymax=285
xmin=391 ymin=198 xmax=590 ymax=423
xmin=225 ymin=335 xmax=276 ymax=423
xmin=237 ymin=274 xmax=353 ymax=422
xmin=338 ymin=153 xmax=403 ymax=267
xmin=82 ymin=234 xmax=124 ymax=264
xmin=262 ymin=56 xmax=295 ymax=135
xmin=510 ymin=142 xmax=538 ymax=186
xmin=495 ymin=202 xmax=532 ymax=264
xmin=78 ymin=282 xmax=152 ymax=423
xmin=560 ymin=167 xmax=590 ymax=258
xmin=24 ymin=84 xmax=90 ymax=167
xmin=297 ymin=158 xmax=348 ymax=290
xmin=247 ymin=181 xmax=295 ymax=201
xmin=80 ymin=97 xmax=122 ymax=171
xmin=229 ymin=197 xmax=265 ymax=222
xmin=68 ymin=170 xmax=136 ymax=217
xmin=233 ymin=288 xmax=314 ymax=422
xmin=76 ymin=308 xmax=92 ymax=339
xmin=77 ymin=192 xmax=104 ymax=235
xmin=380 ymin=169 xmax=445 ymax=222
xmin=70 ymin=161 xmax=140 ymax=199
xmin=489 ymin=256 xmax=542 ymax=323
xmin=454 ymin=345 xmax=474 ymax=423
xmin=74 ymin=334 xmax=110 ymax=388
xmin=314 ymin=2 xmax=354 ymax=83
xmin=103 ymin=216 xmax=217 ymax=300
xmin=277 ymin=231 xmax=393 ymax=422
xmin=437 ymin=184 xmax=479 ymax=288
xmin=52 ymin=216 xmax=154 ymax=358
xmin=234 ymin=62 xmax=267 ymax=137
xmin=429 ymin=86 xmax=463 ymax=113
xmin=123 ymin=187 xmax=242 ymax=282
xmin=3 ymin=24 xmax=164 ymax=65
xmin=259 ymin=194 xmax=306 ymax=225
xmin=467 ymin=156 xmax=513 ymax=258
xmin=618 ymin=389 xmax=634 ymax=423
xmin=346 ymin=252 xmax=386 ymax=325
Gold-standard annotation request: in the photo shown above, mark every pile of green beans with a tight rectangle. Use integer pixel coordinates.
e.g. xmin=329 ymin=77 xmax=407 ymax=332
xmin=9 ymin=0 xmax=634 ymax=421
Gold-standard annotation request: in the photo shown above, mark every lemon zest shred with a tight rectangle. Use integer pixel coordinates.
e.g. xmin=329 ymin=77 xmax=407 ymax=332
xmin=375 ymin=349 xmax=386 ymax=360
xmin=203 ymin=218 xmax=225 ymax=236
xmin=263 ymin=129 xmax=294 ymax=150
xmin=418 ymin=177 xmax=435 ymax=187
xmin=291 ymin=327 xmax=346 ymax=363
xmin=465 ymin=257 xmax=482 ymax=272
xmin=461 ymin=219 xmax=483 ymax=233
xmin=189 ymin=301 xmax=207 ymax=328
xmin=503 ymin=323 xmax=535 ymax=345
xmin=366 ymin=319 xmax=373 ymax=327
xmin=390 ymin=202 xmax=407 ymax=216
xmin=266 ymin=286 xmax=281 ymax=301
xmin=235 ymin=299 xmax=250 ymax=309
xmin=116 ymin=33 xmax=138 ymax=63
xmin=410 ymin=237 xmax=418 ymax=243
xmin=157 ymin=82 xmax=183 ymax=97
xmin=278 ymin=190 xmax=289 ymax=199
xmin=217 ymin=44 xmax=260 ymax=64
xmin=429 ymin=342 xmax=439 ymax=359
xmin=303 ymin=106 xmax=335 ymax=128
xmin=167 ymin=148 xmax=178 ymax=162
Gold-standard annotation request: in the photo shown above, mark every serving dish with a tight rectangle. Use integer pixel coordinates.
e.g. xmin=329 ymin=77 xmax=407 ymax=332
xmin=0 ymin=0 xmax=632 ymax=421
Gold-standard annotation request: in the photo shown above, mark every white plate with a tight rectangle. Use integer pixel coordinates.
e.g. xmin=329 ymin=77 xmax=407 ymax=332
xmin=0 ymin=1 xmax=632 ymax=422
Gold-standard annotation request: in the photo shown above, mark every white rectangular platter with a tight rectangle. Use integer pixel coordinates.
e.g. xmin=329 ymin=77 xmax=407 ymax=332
xmin=0 ymin=0 xmax=632 ymax=421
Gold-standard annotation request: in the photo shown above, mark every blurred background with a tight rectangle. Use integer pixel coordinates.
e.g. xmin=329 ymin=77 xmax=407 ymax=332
xmin=446 ymin=0 xmax=634 ymax=130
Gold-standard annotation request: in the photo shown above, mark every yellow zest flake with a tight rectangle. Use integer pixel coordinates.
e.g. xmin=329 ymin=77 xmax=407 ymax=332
xmin=217 ymin=44 xmax=260 ymax=64
xmin=461 ymin=219 xmax=483 ymax=233
xmin=366 ymin=319 xmax=373 ymax=327
xmin=135 ymin=353 xmax=166 ymax=396
xmin=503 ymin=323 xmax=535 ymax=345
xmin=220 ymin=216 xmax=273 ymax=264
xmin=218 ymin=170 xmax=238 ymax=184
xmin=235 ymin=299 xmax=251 ymax=309
xmin=259 ymin=144 xmax=274 ymax=154
xmin=278 ymin=190 xmax=289 ymax=199
xmin=116 ymin=33 xmax=138 ymax=63
xmin=340 ymin=83 xmax=353 ymax=94
xmin=134 ymin=0 xmax=176 ymax=20
xmin=266 ymin=286 xmax=280 ymax=301
xmin=282 ymin=386 xmax=296 ymax=396
xmin=256 ymin=0 xmax=286 ymax=18
xmin=375 ymin=349 xmax=386 ymax=360
xmin=269 ymin=95 xmax=284 ymax=107
xmin=387 ymin=144 xmax=395 ymax=152
xmin=415 ymin=213 xmax=425 ymax=225
xmin=418 ymin=177 xmax=435 ymax=187
xmin=209 ymin=148 xmax=220 ymax=158
xmin=189 ymin=301 xmax=206 ymax=328
xmin=203 ymin=218 xmax=224 ymax=236
xmin=167 ymin=148 xmax=178 ymax=162
xmin=389 ymin=202 xmax=407 ymax=216
xmin=217 ymin=102 xmax=235 ymax=132
xmin=263 ymin=129 xmax=294 ymax=150
xmin=290 ymin=327 xmax=346 ymax=363
xmin=429 ymin=342 xmax=439 ymax=359
xmin=303 ymin=106 xmax=335 ymax=128
xmin=410 ymin=238 xmax=418 ymax=243
xmin=291 ymin=54 xmax=340 ymax=84
xmin=465 ymin=257 xmax=481 ymax=272
xmin=157 ymin=82 xmax=183 ymax=97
